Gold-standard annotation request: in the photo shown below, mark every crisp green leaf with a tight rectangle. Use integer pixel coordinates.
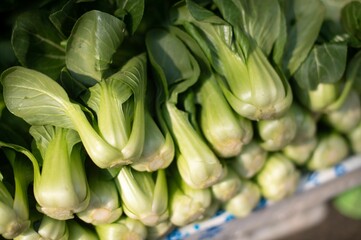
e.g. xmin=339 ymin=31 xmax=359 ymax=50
xmin=117 ymin=0 xmax=145 ymax=34
xmin=341 ymin=1 xmax=361 ymax=47
xmin=11 ymin=10 xmax=66 ymax=80
xmin=66 ymin=10 xmax=127 ymax=86
xmin=318 ymin=0 xmax=354 ymax=42
xmin=186 ymin=0 xmax=224 ymax=23
xmin=145 ymin=28 xmax=200 ymax=103
xmin=49 ymin=0 xmax=92 ymax=38
xmin=1 ymin=66 xmax=75 ymax=129
xmin=214 ymin=0 xmax=283 ymax=55
xmin=294 ymin=43 xmax=347 ymax=90
xmin=167 ymin=25 xmax=211 ymax=71
xmin=280 ymin=0 xmax=325 ymax=77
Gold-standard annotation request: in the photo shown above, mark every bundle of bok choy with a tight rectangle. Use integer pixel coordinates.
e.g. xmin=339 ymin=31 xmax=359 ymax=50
xmin=0 ymin=0 xmax=360 ymax=239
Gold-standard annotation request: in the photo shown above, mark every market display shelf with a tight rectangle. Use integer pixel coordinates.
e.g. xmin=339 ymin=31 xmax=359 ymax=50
xmin=165 ymin=154 xmax=361 ymax=240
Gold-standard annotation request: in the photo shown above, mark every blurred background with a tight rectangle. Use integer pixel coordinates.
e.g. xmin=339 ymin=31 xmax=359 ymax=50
xmin=282 ymin=201 xmax=361 ymax=240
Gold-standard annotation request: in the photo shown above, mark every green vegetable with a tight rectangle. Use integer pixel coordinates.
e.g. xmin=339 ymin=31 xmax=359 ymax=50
xmin=341 ymin=1 xmax=361 ymax=47
xmin=66 ymin=10 xmax=127 ymax=86
xmin=95 ymin=217 xmax=147 ymax=240
xmin=214 ymin=0 xmax=283 ymax=56
xmin=37 ymin=215 xmax=69 ymax=240
xmin=223 ymin=180 xmax=260 ymax=218
xmin=257 ymin=105 xmax=298 ymax=151
xmin=197 ymin=72 xmax=253 ymax=158
xmin=172 ymin=1 xmax=293 ymax=120
xmin=294 ymin=43 xmax=347 ymax=90
xmin=307 ymin=132 xmax=349 ymax=170
xmin=256 ymin=153 xmax=300 ymax=201
xmin=168 ymin=167 xmax=212 ymax=226
xmin=1 ymin=67 xmax=129 ymax=169
xmin=77 ymin=166 xmax=122 ymax=225
xmin=116 ymin=167 xmax=168 ymax=227
xmin=282 ymin=137 xmax=318 ymax=166
xmin=347 ymin=120 xmax=361 ymax=153
xmin=289 ymin=103 xmax=317 ymax=144
xmin=146 ymin=28 xmax=224 ymax=189
xmin=0 ymin=146 xmax=32 ymax=239
xmin=146 ymin=221 xmax=174 ymax=240
xmin=83 ymin=53 xmax=147 ymax=165
xmin=230 ymin=140 xmax=268 ymax=179
xmin=295 ymin=82 xmax=339 ymax=113
xmin=131 ymin=109 xmax=175 ymax=172
xmin=67 ymin=220 xmax=99 ymax=240
xmin=295 ymin=45 xmax=360 ymax=114
xmin=278 ymin=0 xmax=326 ymax=77
xmin=0 ymin=1 xmax=360 ymax=238
xmin=13 ymin=228 xmax=41 ymax=240
xmin=30 ymin=126 xmax=89 ymax=220
xmin=324 ymin=89 xmax=361 ymax=133
xmin=11 ymin=10 xmax=66 ymax=80
xmin=211 ymin=165 xmax=242 ymax=202
xmin=15 ymin=216 xmax=70 ymax=240
xmin=166 ymin=103 xmax=224 ymax=189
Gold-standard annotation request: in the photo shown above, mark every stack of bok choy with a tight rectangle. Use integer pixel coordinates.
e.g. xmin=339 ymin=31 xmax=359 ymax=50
xmin=0 ymin=0 xmax=360 ymax=239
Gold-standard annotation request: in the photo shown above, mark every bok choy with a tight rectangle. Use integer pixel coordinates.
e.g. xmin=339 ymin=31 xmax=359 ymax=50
xmin=29 ymin=125 xmax=89 ymax=220
xmin=146 ymin=27 xmax=224 ymax=189
xmin=1 ymin=67 xmax=130 ymax=169
xmin=171 ymin=1 xmax=293 ymax=120
xmin=0 ymin=147 xmax=32 ymax=239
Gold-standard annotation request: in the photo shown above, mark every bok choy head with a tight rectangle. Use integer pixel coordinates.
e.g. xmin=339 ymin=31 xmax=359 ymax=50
xmin=230 ymin=140 xmax=268 ymax=179
xmin=146 ymin=27 xmax=224 ymax=189
xmin=0 ymin=145 xmax=33 ymax=239
xmin=95 ymin=216 xmax=147 ymax=240
xmin=83 ymin=53 xmax=147 ymax=164
xmin=131 ymin=108 xmax=175 ymax=172
xmin=171 ymin=1 xmax=292 ymax=120
xmin=77 ymin=165 xmax=122 ymax=225
xmin=256 ymin=153 xmax=300 ymax=201
xmin=15 ymin=214 xmax=69 ymax=240
xmin=223 ymin=180 xmax=260 ymax=218
xmin=67 ymin=220 xmax=99 ymax=240
xmin=30 ymin=125 xmax=90 ymax=220
xmin=66 ymin=10 xmax=152 ymax=168
xmin=211 ymin=165 xmax=242 ymax=202
xmin=1 ymin=66 xmax=129 ymax=169
xmin=116 ymin=167 xmax=169 ymax=227
xmin=167 ymin=166 xmax=212 ymax=227
xmin=307 ymin=131 xmax=349 ymax=170
xmin=293 ymin=43 xmax=361 ymax=115
xmin=197 ymin=71 xmax=253 ymax=158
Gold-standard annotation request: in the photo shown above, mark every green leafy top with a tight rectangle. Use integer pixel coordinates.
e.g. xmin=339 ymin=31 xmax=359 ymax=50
xmin=66 ymin=10 xmax=127 ymax=86
xmin=146 ymin=28 xmax=200 ymax=104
